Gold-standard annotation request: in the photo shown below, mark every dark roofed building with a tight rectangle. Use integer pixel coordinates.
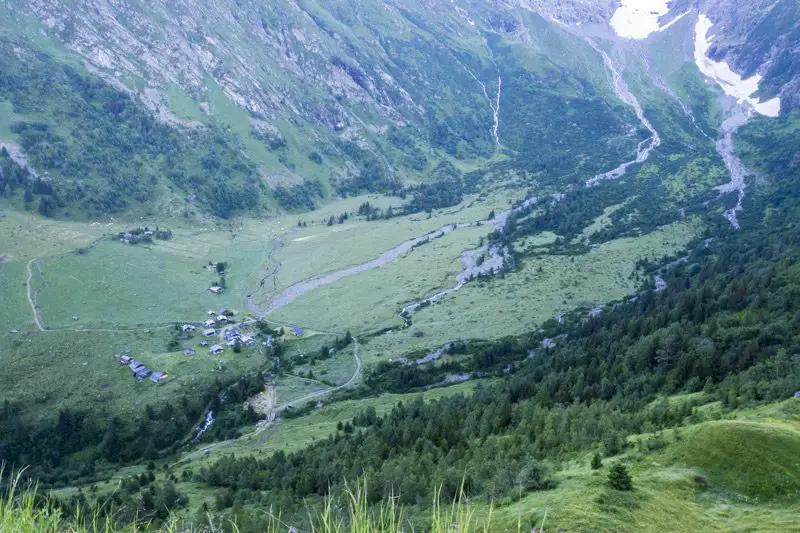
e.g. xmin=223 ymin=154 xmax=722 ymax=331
xmin=150 ymin=371 xmax=168 ymax=383
xmin=134 ymin=367 xmax=152 ymax=381
xmin=291 ymin=326 xmax=305 ymax=336
xmin=119 ymin=355 xmax=133 ymax=365
xmin=183 ymin=347 xmax=196 ymax=356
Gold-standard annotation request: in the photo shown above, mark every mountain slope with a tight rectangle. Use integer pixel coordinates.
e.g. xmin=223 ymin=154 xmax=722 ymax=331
xmin=0 ymin=0 xmax=671 ymax=218
xmin=672 ymin=0 xmax=800 ymax=109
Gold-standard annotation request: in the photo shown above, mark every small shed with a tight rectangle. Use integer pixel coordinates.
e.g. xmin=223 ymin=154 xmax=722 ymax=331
xmin=204 ymin=319 xmax=216 ymax=328
xmin=134 ymin=367 xmax=152 ymax=381
xmin=203 ymin=328 xmax=216 ymax=337
xmin=129 ymin=360 xmax=144 ymax=372
xmin=150 ymin=371 xmax=168 ymax=383
xmin=290 ymin=326 xmax=305 ymax=337
xmin=210 ymin=344 xmax=224 ymax=355
xmin=182 ymin=324 xmax=196 ymax=332
xmin=200 ymin=340 xmax=209 ymax=347
xmin=119 ymin=355 xmax=133 ymax=365
xmin=216 ymin=315 xmax=228 ymax=323
xmin=240 ymin=335 xmax=255 ymax=346
xmin=209 ymin=286 xmax=224 ymax=294
xmin=183 ymin=347 xmax=196 ymax=356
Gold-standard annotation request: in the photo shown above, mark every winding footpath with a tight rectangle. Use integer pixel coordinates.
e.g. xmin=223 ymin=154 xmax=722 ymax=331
xmin=180 ymin=336 xmax=361 ymax=463
xmin=25 ymin=259 xmax=45 ymax=332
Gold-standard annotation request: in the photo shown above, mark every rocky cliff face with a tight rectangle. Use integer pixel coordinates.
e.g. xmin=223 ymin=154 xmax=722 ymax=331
xmin=7 ymin=0 xmax=631 ymax=130
xmin=505 ymin=0 xmax=617 ymax=23
xmin=4 ymin=0 xmax=647 ymax=194
xmin=20 ymin=0 xmax=415 ymax=128
xmin=671 ymin=0 xmax=800 ymax=110
xmin=11 ymin=0 xmax=799 ymax=130
xmin=2 ymin=0 xmax=797 ymax=218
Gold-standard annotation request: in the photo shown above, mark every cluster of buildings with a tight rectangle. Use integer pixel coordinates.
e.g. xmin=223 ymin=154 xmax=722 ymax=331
xmin=187 ymin=308 xmax=258 ymax=356
xmin=112 ymin=306 xmax=273 ymax=387
xmin=119 ymin=355 xmax=168 ymax=383
xmin=200 ymin=309 xmax=231 ymax=337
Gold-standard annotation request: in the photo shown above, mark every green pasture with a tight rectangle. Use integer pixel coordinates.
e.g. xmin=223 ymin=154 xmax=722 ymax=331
xmin=261 ymin=190 xmax=521 ymax=299
xmin=30 ymin=223 xmax=274 ymax=328
xmin=0 ymin=260 xmax=30 ymax=332
xmin=165 ymin=84 xmax=207 ymax=123
xmin=0 ymin=209 xmax=109 ymax=261
xmin=572 ymin=203 xmax=626 ymax=244
xmin=270 ymin=225 xmax=491 ymax=333
xmin=0 ymin=100 xmax=20 ymax=140
xmin=0 ymin=326 xmax=274 ymax=423
xmin=363 ymin=219 xmax=701 ymax=358
xmin=288 ymin=345 xmax=360 ymax=387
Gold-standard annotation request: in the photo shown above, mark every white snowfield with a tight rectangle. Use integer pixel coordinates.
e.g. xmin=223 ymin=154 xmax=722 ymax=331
xmin=694 ymin=14 xmax=781 ymax=117
xmin=610 ymin=0 xmax=681 ymax=39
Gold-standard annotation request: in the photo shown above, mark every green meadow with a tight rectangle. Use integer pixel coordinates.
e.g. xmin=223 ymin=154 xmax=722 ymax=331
xmin=271 ymin=225 xmax=491 ymax=333
xmin=29 ymin=221 xmax=275 ymax=329
xmin=0 ymin=327 xmax=264 ymax=423
xmin=258 ymin=190 xmax=520 ymax=303
xmin=329 ymin=218 xmax=700 ymax=360
xmin=1 ymin=186 xmax=702 ymax=428
xmin=0 ymin=260 xmax=30 ymax=332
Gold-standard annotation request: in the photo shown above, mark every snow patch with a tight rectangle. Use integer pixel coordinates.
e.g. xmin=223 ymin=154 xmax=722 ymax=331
xmin=694 ymin=14 xmax=781 ymax=117
xmin=611 ymin=0 xmax=675 ymax=39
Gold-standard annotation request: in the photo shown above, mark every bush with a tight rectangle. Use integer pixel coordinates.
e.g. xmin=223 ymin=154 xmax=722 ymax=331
xmin=591 ymin=452 xmax=603 ymax=470
xmin=608 ymin=463 xmax=633 ymax=491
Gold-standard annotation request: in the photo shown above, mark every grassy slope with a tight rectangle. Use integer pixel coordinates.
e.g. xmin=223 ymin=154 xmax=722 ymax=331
xmin=478 ymin=400 xmax=800 ymax=532
xmin=36 ymin=398 xmax=800 ymax=532
xmin=669 ymin=420 xmax=800 ymax=501
xmin=2 ymin=187 xmax=703 ymax=423
xmin=193 ymin=380 xmax=486 ymax=463
xmin=0 ymin=260 xmax=28 ymax=331
xmin=265 ymin=190 xmax=518 ymax=298
xmin=2 ymin=327 xmax=265 ymax=424
xmin=271 ymin=225 xmax=491 ymax=332
xmin=361 ymin=218 xmax=700 ymax=359
xmin=32 ymin=229 xmax=271 ymax=329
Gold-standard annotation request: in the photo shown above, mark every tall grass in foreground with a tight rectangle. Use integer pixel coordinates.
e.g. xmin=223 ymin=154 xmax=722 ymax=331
xmin=1 ymin=469 xmax=538 ymax=533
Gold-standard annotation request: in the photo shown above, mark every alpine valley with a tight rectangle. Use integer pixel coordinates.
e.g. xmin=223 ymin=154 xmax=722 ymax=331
xmin=0 ymin=1 xmax=799 ymax=531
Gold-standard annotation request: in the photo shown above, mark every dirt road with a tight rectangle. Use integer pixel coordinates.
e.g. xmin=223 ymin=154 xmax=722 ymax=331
xmin=179 ymin=336 xmax=361 ymax=463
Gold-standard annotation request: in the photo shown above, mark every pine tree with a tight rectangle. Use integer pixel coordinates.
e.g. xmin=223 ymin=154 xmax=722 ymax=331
xmin=591 ymin=452 xmax=603 ymax=470
xmin=608 ymin=462 xmax=632 ymax=491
